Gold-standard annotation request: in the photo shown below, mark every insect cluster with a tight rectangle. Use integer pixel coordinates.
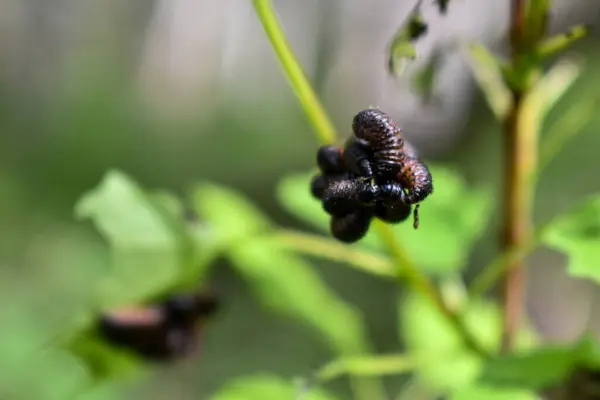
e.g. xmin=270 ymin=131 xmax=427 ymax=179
xmin=98 ymin=290 xmax=220 ymax=362
xmin=310 ymin=109 xmax=433 ymax=243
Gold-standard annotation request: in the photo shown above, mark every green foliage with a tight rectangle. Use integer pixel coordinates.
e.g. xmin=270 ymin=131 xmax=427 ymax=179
xmin=399 ymin=288 xmax=538 ymax=396
xmin=212 ymin=374 xmax=340 ymax=400
xmin=278 ymin=165 xmax=493 ymax=275
xmin=543 ymin=194 xmax=600 ymax=283
xmin=387 ymin=1 xmax=428 ymax=77
xmin=193 ymin=183 xmax=370 ymax=355
xmin=478 ymin=336 xmax=600 ymax=390
xmin=75 ymin=170 xmax=196 ymax=308
xmin=465 ymin=44 xmax=512 ymax=119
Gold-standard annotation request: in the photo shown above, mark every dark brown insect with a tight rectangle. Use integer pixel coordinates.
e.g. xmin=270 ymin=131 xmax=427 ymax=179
xmin=321 ymin=178 xmax=379 ymax=216
xmin=330 ymin=209 xmax=374 ymax=243
xmin=98 ymin=292 xmax=219 ymax=362
xmin=396 ymin=156 xmax=434 ymax=204
xmin=375 ymin=201 xmax=413 ymax=224
xmin=351 ymin=109 xmax=406 ymax=180
xmin=316 ymin=145 xmax=345 ymax=175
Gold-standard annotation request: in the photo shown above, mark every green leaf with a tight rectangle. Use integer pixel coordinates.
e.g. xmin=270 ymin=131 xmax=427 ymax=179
xmin=479 ymin=336 xmax=600 ymax=390
xmin=212 ymin=374 xmax=340 ymax=400
xmin=1 ymin=348 xmax=92 ymax=400
xmin=386 ymin=165 xmax=493 ymax=274
xmin=465 ymin=44 xmax=512 ymax=119
xmin=450 ymin=385 xmax=537 ymax=400
xmin=317 ymin=353 xmax=415 ymax=382
xmin=75 ymin=170 xmax=190 ymax=307
xmin=276 ymin=171 xmax=329 ymax=232
xmin=399 ymin=291 xmax=539 ymax=394
xmin=538 ymin=25 xmax=589 ymax=58
xmin=387 ymin=1 xmax=428 ymax=77
xmin=278 ymin=165 xmax=493 ymax=275
xmin=525 ymin=0 xmax=550 ymax=44
xmin=191 ymin=182 xmax=271 ymax=243
xmin=543 ymin=195 xmax=600 ymax=283
xmin=228 ymin=238 xmax=368 ymax=355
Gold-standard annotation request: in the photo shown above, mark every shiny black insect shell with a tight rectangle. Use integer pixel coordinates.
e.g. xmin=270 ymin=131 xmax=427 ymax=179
xmin=351 ymin=109 xmax=405 ymax=180
xmin=98 ymin=292 xmax=219 ymax=362
xmin=316 ymin=145 xmax=345 ymax=175
xmin=375 ymin=201 xmax=412 ymax=224
xmin=341 ymin=137 xmax=375 ymax=180
xmin=322 ymin=178 xmax=379 ymax=216
xmin=310 ymin=171 xmax=353 ymax=200
xmin=330 ymin=209 xmax=374 ymax=243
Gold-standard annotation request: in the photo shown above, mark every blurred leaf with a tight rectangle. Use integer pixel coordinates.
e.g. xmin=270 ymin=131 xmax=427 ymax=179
xmin=149 ymin=190 xmax=184 ymax=219
xmin=274 ymin=230 xmax=395 ymax=279
xmin=1 ymin=348 xmax=91 ymax=400
xmin=388 ymin=0 xmax=428 ymax=77
xmin=478 ymin=336 xmax=599 ymax=390
xmin=387 ymin=165 xmax=493 ymax=274
xmin=399 ymin=291 xmax=538 ymax=394
xmin=450 ymin=385 xmax=537 ymax=400
xmin=212 ymin=373 xmax=340 ymax=400
xmin=191 ymin=182 xmax=271 ymax=243
xmin=524 ymin=0 xmax=550 ymax=44
xmin=531 ymin=57 xmax=583 ymax=118
xmin=228 ymin=238 xmax=368 ymax=355
xmin=75 ymin=170 xmax=190 ymax=307
xmin=538 ymin=25 xmax=589 ymax=58
xmin=543 ymin=194 xmax=600 ymax=283
xmin=465 ymin=44 xmax=512 ymax=119
xmin=410 ymin=51 xmax=443 ymax=104
xmin=278 ymin=166 xmax=493 ymax=275
xmin=317 ymin=353 xmax=415 ymax=382
xmin=69 ymin=334 xmax=147 ymax=382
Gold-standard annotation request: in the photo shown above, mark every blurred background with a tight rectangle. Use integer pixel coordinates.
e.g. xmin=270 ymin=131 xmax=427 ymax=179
xmin=1 ymin=0 xmax=600 ymax=398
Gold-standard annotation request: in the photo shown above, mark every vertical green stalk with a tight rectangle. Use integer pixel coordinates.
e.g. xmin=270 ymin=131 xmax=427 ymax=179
xmin=252 ymin=0 xmax=487 ymax=395
xmin=252 ymin=0 xmax=337 ymax=145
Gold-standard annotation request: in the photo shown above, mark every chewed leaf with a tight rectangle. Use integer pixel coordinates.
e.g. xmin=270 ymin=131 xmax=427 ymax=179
xmin=543 ymin=194 xmax=600 ymax=283
xmin=75 ymin=170 xmax=188 ymax=307
xmin=212 ymin=373 xmax=340 ymax=400
xmin=465 ymin=44 xmax=512 ymax=120
xmin=387 ymin=1 xmax=428 ymax=77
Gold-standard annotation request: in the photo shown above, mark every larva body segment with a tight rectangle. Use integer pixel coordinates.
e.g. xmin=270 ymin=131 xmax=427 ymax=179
xmin=397 ymin=156 xmax=434 ymax=204
xmin=330 ymin=209 xmax=373 ymax=243
xmin=351 ymin=109 xmax=405 ymax=180
xmin=322 ymin=178 xmax=379 ymax=216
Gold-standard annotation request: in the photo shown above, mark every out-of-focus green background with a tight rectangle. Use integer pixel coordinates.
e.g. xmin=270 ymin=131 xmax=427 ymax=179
xmin=1 ymin=1 xmax=600 ymax=399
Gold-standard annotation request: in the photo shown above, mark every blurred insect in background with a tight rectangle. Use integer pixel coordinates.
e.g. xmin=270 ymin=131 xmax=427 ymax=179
xmin=434 ymin=0 xmax=450 ymax=14
xmin=98 ymin=291 xmax=219 ymax=362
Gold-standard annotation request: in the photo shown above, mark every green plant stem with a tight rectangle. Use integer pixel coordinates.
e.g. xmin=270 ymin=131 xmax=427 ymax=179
xmin=252 ymin=0 xmax=337 ymax=145
xmin=275 ymin=229 xmax=396 ymax=278
xmin=374 ymin=222 xmax=488 ymax=357
xmin=499 ymin=0 xmax=543 ymax=353
xmin=316 ymin=353 xmax=416 ymax=383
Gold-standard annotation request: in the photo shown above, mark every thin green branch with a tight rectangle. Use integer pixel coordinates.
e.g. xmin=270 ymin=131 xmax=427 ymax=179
xmin=274 ymin=229 xmax=396 ymax=278
xmin=374 ymin=222 xmax=488 ymax=357
xmin=316 ymin=353 xmax=416 ymax=383
xmin=252 ymin=0 xmax=337 ymax=145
